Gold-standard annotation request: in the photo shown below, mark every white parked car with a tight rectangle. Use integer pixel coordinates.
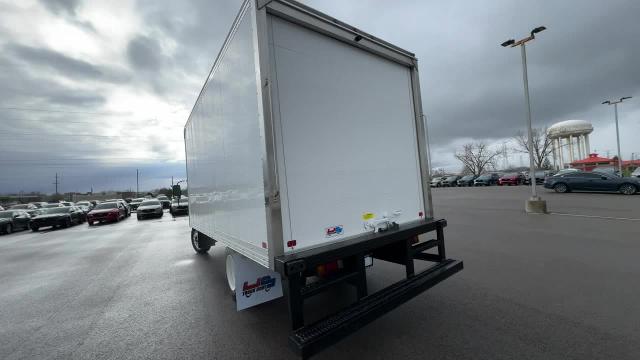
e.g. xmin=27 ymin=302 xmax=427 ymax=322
xmin=430 ymin=177 xmax=444 ymax=187
xmin=136 ymin=200 xmax=163 ymax=220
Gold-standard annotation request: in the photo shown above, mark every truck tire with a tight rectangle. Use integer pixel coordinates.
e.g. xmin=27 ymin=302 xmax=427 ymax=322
xmin=226 ymin=251 xmax=237 ymax=301
xmin=191 ymin=229 xmax=211 ymax=254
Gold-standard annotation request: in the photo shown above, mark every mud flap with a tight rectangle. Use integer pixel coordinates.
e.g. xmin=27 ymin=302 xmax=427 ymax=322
xmin=233 ymin=253 xmax=284 ymax=311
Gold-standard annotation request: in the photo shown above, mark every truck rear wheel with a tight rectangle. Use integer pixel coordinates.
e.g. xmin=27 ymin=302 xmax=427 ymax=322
xmin=225 ymin=249 xmax=237 ymax=301
xmin=191 ymin=229 xmax=211 ymax=254
xmin=225 ymin=251 xmax=236 ymax=301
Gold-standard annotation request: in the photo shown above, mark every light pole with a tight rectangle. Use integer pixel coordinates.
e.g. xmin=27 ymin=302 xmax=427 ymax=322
xmin=502 ymin=26 xmax=547 ymax=213
xmin=602 ymin=97 xmax=632 ymax=176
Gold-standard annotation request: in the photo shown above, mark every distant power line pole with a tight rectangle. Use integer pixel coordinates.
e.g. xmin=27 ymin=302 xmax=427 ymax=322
xmin=53 ymin=173 xmax=59 ymax=194
xmin=136 ymin=169 xmax=139 ymax=197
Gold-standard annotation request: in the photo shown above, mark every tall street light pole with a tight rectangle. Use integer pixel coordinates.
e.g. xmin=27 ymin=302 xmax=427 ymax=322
xmin=502 ymin=26 xmax=547 ymax=213
xmin=602 ymin=97 xmax=632 ymax=176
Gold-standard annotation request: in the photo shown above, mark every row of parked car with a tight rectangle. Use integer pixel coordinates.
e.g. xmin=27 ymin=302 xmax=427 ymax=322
xmin=430 ymin=171 xmax=552 ymax=188
xmin=0 ymin=196 xmax=190 ymax=235
xmin=430 ymin=168 xmax=640 ymax=195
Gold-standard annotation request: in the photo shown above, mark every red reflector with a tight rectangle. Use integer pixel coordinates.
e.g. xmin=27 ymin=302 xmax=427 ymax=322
xmin=287 ymin=240 xmax=297 ymax=248
xmin=326 ymin=261 xmax=338 ymax=273
xmin=418 ymin=211 xmax=424 ymax=217
xmin=262 ymin=242 xmax=268 ymax=249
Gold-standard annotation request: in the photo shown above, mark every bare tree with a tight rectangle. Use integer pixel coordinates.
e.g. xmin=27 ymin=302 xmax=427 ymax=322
xmin=454 ymin=142 xmax=501 ymax=176
xmin=513 ymin=128 xmax=553 ymax=169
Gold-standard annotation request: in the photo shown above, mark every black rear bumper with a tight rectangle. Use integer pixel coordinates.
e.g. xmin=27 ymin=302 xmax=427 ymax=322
xmin=274 ymin=218 xmax=463 ymax=359
xmin=30 ymin=218 xmax=66 ymax=227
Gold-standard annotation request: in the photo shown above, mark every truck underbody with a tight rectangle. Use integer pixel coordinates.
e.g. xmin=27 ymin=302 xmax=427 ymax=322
xmin=274 ymin=218 xmax=463 ymax=358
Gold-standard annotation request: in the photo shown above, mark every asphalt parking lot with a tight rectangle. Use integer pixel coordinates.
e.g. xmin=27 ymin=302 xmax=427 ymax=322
xmin=1 ymin=188 xmax=639 ymax=360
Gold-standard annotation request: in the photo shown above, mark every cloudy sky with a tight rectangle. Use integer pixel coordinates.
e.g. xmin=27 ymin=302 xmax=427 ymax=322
xmin=1 ymin=0 xmax=639 ymax=194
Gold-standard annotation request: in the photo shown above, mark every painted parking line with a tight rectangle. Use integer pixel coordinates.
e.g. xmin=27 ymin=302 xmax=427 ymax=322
xmin=549 ymin=212 xmax=640 ymax=221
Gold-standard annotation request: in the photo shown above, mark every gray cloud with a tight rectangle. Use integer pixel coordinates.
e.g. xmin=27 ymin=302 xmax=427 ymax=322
xmin=9 ymin=43 xmax=102 ymax=77
xmin=127 ymin=35 xmax=163 ymax=70
xmin=134 ymin=0 xmax=640 ymax=147
xmin=136 ymin=0 xmax=238 ymax=73
xmin=46 ymin=93 xmax=105 ymax=107
xmin=7 ymin=44 xmax=130 ymax=83
xmin=125 ymin=35 xmax=180 ymax=95
xmin=39 ymin=0 xmax=81 ymax=15
xmin=346 ymin=0 xmax=640 ymax=147
xmin=37 ymin=0 xmax=96 ymax=32
xmin=0 ymin=57 xmax=106 ymax=108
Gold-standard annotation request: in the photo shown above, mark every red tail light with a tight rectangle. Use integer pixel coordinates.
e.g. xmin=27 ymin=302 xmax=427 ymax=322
xmin=317 ymin=260 xmax=342 ymax=278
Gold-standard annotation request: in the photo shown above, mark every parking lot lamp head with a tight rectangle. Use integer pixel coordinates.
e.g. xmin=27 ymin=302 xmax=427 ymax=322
xmin=501 ymin=39 xmax=515 ymax=47
xmin=530 ymin=26 xmax=546 ymax=37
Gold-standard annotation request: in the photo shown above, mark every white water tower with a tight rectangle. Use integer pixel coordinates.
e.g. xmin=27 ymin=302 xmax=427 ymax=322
xmin=547 ymin=120 xmax=594 ymax=169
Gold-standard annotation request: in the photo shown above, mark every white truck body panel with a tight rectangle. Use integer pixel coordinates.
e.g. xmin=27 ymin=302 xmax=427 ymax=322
xmin=185 ymin=1 xmax=269 ymax=267
xmin=185 ymin=0 xmax=432 ymax=270
xmin=268 ymin=16 xmax=424 ymax=253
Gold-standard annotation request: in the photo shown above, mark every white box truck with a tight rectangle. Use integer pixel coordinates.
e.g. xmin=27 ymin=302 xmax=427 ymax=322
xmin=182 ymin=0 xmax=463 ymax=357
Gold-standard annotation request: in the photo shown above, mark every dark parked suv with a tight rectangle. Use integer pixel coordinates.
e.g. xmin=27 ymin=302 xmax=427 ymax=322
xmin=457 ymin=175 xmax=476 ymax=187
xmin=0 ymin=210 xmax=31 ymax=234
xmin=30 ymin=206 xmax=84 ymax=231
xmin=157 ymin=195 xmax=171 ymax=209
xmin=440 ymin=175 xmax=461 ymax=187
xmin=170 ymin=197 xmax=189 ymax=217
xmin=474 ymin=173 xmax=501 ymax=186
xmin=544 ymin=171 xmax=639 ymax=195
